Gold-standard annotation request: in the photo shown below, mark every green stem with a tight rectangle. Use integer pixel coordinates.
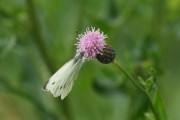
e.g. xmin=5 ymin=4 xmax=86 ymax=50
xmin=26 ymin=0 xmax=71 ymax=120
xmin=113 ymin=59 xmax=160 ymax=120
xmin=26 ymin=0 xmax=54 ymax=73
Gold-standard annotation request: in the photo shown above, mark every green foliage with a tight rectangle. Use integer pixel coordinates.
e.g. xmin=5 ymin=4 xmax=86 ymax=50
xmin=145 ymin=112 xmax=156 ymax=120
xmin=0 ymin=37 xmax=16 ymax=58
xmin=154 ymin=89 xmax=167 ymax=120
xmin=0 ymin=0 xmax=180 ymax=120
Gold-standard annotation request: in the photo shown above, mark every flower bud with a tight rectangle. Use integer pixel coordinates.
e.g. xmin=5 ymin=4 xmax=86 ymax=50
xmin=96 ymin=44 xmax=115 ymax=64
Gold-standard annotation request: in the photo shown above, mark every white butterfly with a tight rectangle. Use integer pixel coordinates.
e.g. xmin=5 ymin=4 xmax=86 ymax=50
xmin=42 ymin=52 xmax=85 ymax=100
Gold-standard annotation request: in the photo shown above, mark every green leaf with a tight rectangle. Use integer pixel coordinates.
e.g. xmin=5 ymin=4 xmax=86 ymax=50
xmin=145 ymin=111 xmax=156 ymax=120
xmin=145 ymin=77 xmax=153 ymax=91
xmin=138 ymin=76 xmax=145 ymax=86
xmin=150 ymin=67 xmax=157 ymax=76
xmin=154 ymin=89 xmax=167 ymax=120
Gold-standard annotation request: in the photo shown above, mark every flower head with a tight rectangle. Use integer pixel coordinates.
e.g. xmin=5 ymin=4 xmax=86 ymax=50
xmin=76 ymin=27 xmax=107 ymax=59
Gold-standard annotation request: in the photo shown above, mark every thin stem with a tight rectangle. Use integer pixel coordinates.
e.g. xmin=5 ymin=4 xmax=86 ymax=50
xmin=26 ymin=0 xmax=54 ymax=73
xmin=113 ymin=60 xmax=145 ymax=92
xmin=113 ymin=59 xmax=160 ymax=120
xmin=26 ymin=0 xmax=71 ymax=120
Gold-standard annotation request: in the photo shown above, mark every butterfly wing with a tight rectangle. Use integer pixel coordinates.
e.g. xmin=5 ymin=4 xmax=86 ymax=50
xmin=42 ymin=59 xmax=74 ymax=92
xmin=42 ymin=53 xmax=84 ymax=99
xmin=60 ymin=59 xmax=84 ymax=99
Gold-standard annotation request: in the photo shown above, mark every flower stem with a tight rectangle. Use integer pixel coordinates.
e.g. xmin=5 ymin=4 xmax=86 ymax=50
xmin=26 ymin=0 xmax=71 ymax=120
xmin=113 ymin=59 xmax=160 ymax=120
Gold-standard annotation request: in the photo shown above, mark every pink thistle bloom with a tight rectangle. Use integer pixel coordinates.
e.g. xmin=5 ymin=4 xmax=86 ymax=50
xmin=76 ymin=27 xmax=107 ymax=59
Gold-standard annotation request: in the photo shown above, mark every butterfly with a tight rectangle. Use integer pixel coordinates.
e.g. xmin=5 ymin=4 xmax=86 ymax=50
xmin=42 ymin=52 xmax=85 ymax=100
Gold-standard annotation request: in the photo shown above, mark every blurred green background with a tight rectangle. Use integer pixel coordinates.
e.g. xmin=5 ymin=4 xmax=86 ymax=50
xmin=0 ymin=0 xmax=180 ymax=120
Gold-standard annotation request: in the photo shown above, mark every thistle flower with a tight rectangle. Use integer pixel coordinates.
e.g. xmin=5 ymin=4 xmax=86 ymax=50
xmin=43 ymin=27 xmax=115 ymax=100
xmin=76 ymin=27 xmax=107 ymax=59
